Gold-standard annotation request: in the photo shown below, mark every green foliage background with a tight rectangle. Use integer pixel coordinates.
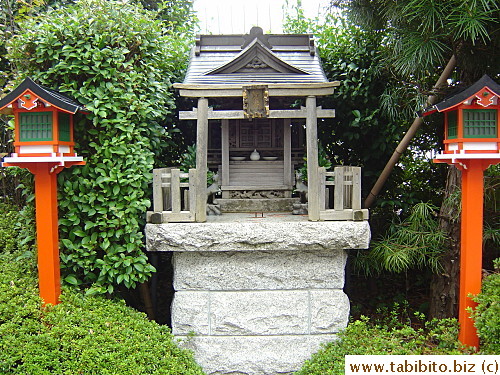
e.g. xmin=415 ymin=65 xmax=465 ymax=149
xmin=355 ymin=202 xmax=446 ymax=276
xmin=283 ymin=11 xmax=449 ymax=280
xmin=295 ymin=315 xmax=469 ymax=375
xmin=6 ymin=0 xmax=194 ymax=294
xmin=284 ymin=13 xmax=445 ymax=218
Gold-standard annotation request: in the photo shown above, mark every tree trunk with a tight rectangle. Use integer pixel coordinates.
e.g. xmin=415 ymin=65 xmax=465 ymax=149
xmin=139 ymin=282 xmax=156 ymax=321
xmin=364 ymin=55 xmax=456 ymax=208
xmin=429 ymin=166 xmax=461 ymax=319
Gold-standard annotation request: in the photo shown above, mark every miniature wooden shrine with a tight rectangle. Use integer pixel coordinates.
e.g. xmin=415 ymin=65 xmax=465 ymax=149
xmin=146 ymin=27 xmax=371 ymax=375
xmin=147 ymin=26 xmax=368 ymax=223
xmin=423 ymin=74 xmax=500 ymax=348
xmin=0 ymin=77 xmax=86 ymax=306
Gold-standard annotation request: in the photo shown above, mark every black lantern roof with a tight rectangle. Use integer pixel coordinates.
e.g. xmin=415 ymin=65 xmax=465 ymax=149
xmin=424 ymin=75 xmax=500 ymax=115
xmin=0 ymin=77 xmax=85 ymax=114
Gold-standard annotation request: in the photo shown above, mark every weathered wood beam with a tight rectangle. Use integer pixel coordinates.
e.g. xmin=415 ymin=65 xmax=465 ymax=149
xmin=195 ymin=97 xmax=208 ymax=222
xmin=221 ymin=119 xmax=229 ymax=186
xmin=152 ymin=168 xmax=166 ymax=212
xmin=284 ymin=119 xmax=292 ymax=187
xmin=171 ymin=169 xmax=181 ymax=214
xmin=188 ymin=168 xmax=197 ymax=217
xmin=306 ymin=96 xmax=320 ymax=221
xmin=351 ymin=167 xmax=362 ymax=210
xmin=334 ymin=167 xmax=344 ymax=211
xmin=220 ymin=185 xmax=290 ymax=191
xmin=180 ymin=109 xmax=243 ymax=120
xmin=364 ymin=55 xmax=457 ymax=208
xmin=146 ymin=211 xmax=195 ymax=223
xmin=319 ymin=167 xmax=327 ymax=211
xmin=319 ymin=209 xmax=369 ymax=221
xmin=179 ymin=107 xmax=335 ymax=120
xmin=174 ymin=82 xmax=340 ymax=98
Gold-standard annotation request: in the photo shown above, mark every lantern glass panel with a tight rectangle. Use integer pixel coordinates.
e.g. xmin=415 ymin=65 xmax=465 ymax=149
xmin=447 ymin=110 xmax=458 ymax=139
xmin=463 ymin=109 xmax=497 ymax=138
xmin=19 ymin=112 xmax=53 ymax=141
xmin=58 ymin=112 xmax=71 ymax=142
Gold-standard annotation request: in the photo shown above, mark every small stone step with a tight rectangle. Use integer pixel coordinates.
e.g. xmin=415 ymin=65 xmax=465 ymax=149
xmin=215 ymin=198 xmax=300 ymax=213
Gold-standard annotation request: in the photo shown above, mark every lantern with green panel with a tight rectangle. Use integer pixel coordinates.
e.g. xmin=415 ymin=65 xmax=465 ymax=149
xmin=0 ymin=77 xmax=86 ymax=161
xmin=422 ymin=74 xmax=500 ymax=348
xmin=424 ymin=75 xmax=499 ymax=161
xmin=0 ymin=77 xmax=87 ymax=307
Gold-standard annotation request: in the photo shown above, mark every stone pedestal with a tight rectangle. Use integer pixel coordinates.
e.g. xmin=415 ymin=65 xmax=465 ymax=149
xmin=146 ymin=217 xmax=370 ymax=375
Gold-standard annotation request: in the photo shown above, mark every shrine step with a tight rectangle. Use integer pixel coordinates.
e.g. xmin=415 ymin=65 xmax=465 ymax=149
xmin=215 ymin=198 xmax=300 ymax=213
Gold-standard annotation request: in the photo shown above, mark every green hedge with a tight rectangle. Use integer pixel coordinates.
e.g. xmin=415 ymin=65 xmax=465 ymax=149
xmin=0 ymin=203 xmax=19 ymax=253
xmin=0 ymin=251 xmax=205 ymax=374
xmin=295 ymin=317 xmax=469 ymax=375
xmin=0 ymin=202 xmax=204 ymax=375
xmin=472 ymin=259 xmax=500 ymax=354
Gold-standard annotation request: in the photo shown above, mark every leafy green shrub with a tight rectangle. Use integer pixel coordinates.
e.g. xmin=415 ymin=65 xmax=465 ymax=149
xmin=472 ymin=258 xmax=500 ymax=354
xmin=0 ymin=203 xmax=19 ymax=253
xmin=7 ymin=0 xmax=193 ymax=294
xmin=297 ymin=142 xmax=332 ymax=183
xmin=295 ymin=316 xmax=469 ymax=375
xmin=0 ymin=201 xmax=35 ymax=266
xmin=0 ymin=249 xmax=205 ymax=374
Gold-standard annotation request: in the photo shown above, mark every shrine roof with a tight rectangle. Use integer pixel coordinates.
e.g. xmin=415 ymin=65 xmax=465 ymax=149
xmin=0 ymin=77 xmax=85 ymax=114
xmin=178 ymin=27 xmax=329 ymax=87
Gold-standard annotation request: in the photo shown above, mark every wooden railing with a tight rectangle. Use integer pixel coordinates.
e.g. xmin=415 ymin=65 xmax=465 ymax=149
xmin=146 ymin=168 xmax=197 ymax=223
xmin=146 ymin=165 xmax=368 ymax=223
xmin=318 ymin=166 xmax=369 ymax=221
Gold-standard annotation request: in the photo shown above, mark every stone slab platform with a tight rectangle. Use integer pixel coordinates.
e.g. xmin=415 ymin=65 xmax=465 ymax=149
xmin=172 ymin=289 xmax=349 ymax=336
xmin=145 ymin=217 xmax=370 ymax=252
xmin=146 ymin=215 xmax=371 ymax=375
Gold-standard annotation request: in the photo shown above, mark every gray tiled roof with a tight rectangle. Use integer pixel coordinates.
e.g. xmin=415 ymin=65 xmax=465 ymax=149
xmin=181 ymin=27 xmax=329 ymax=85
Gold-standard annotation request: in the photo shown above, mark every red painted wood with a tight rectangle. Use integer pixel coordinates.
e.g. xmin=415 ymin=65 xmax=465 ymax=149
xmin=34 ymin=163 xmax=61 ymax=306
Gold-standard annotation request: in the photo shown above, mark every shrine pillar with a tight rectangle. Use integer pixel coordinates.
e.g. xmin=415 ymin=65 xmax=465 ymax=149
xmin=306 ymin=96 xmax=320 ymax=221
xmin=195 ymin=97 xmax=209 ymax=222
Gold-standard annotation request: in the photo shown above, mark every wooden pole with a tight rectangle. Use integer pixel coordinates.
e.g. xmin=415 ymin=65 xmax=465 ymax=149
xmin=364 ymin=55 xmax=457 ymax=208
xmin=221 ymin=119 xmax=229 ymax=188
xmin=33 ymin=163 xmax=61 ymax=306
xmin=306 ymin=96 xmax=320 ymax=221
xmin=457 ymin=159 xmax=488 ymax=348
xmin=283 ymin=118 xmax=292 ymax=187
xmin=195 ymin=97 xmax=209 ymax=222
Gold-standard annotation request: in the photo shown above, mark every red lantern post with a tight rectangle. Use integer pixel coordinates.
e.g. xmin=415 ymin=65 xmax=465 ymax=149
xmin=0 ymin=78 xmax=86 ymax=306
xmin=423 ymin=75 xmax=500 ymax=348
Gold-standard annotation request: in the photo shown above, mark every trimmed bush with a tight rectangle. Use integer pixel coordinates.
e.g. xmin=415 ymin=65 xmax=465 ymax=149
xmin=0 ymin=203 xmax=18 ymax=253
xmin=472 ymin=258 xmax=500 ymax=354
xmin=295 ymin=317 xmax=469 ymax=375
xmin=0 ymin=205 xmax=204 ymax=375
xmin=0 ymin=251 xmax=205 ymax=374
